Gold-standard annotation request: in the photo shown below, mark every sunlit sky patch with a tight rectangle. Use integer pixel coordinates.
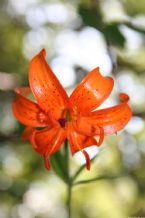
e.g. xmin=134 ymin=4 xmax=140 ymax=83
xmin=119 ymin=135 xmax=140 ymax=168
xmin=125 ymin=116 xmax=144 ymax=134
xmin=101 ymin=0 xmax=128 ymax=23
xmin=23 ymin=181 xmax=66 ymax=217
xmin=120 ymin=25 xmax=143 ymax=50
xmin=54 ymin=27 xmax=112 ymax=75
xmin=23 ymin=27 xmax=55 ymax=58
xmin=3 ymin=154 xmax=24 ymax=176
xmin=131 ymin=15 xmax=145 ymax=29
xmin=117 ymin=72 xmax=145 ymax=106
xmin=8 ymin=0 xmax=38 ymax=15
xmin=25 ymin=3 xmax=77 ymax=28
xmin=51 ymin=57 xmax=76 ymax=87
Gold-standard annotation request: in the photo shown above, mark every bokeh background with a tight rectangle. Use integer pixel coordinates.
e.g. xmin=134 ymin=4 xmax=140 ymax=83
xmin=0 ymin=0 xmax=145 ymax=217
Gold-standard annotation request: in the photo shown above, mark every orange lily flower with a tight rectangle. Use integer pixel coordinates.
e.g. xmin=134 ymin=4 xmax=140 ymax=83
xmin=12 ymin=49 xmax=132 ymax=171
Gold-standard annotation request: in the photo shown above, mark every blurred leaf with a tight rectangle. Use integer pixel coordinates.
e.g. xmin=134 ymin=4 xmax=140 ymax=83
xmin=103 ymin=23 xmax=126 ymax=47
xmin=50 ymin=151 xmax=68 ymax=183
xmin=0 ymin=21 xmax=27 ymax=74
xmin=0 ymin=0 xmax=28 ymax=75
xmin=78 ymin=5 xmax=103 ymax=30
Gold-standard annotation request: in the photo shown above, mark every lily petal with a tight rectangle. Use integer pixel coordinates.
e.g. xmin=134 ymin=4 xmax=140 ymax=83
xmin=29 ymin=49 xmax=69 ymax=120
xmin=30 ymin=127 xmax=66 ymax=156
xmin=70 ymin=67 xmax=114 ymax=115
xmin=75 ymin=93 xmax=132 ymax=136
xmin=67 ymin=123 xmax=98 ymax=154
xmin=67 ymin=124 xmax=98 ymax=170
xmin=30 ymin=127 xmax=66 ymax=171
xmin=22 ymin=126 xmax=35 ymax=141
xmin=12 ymin=91 xmax=49 ymax=127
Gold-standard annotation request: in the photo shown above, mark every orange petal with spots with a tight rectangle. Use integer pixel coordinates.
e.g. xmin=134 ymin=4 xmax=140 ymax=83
xmin=12 ymin=92 xmax=50 ymax=127
xmin=67 ymin=123 xmax=98 ymax=154
xmin=29 ymin=49 xmax=69 ymax=120
xmin=67 ymin=124 xmax=98 ymax=170
xmin=75 ymin=93 xmax=132 ymax=136
xmin=21 ymin=126 xmax=35 ymax=141
xmin=70 ymin=67 xmax=114 ymax=115
xmin=30 ymin=127 xmax=66 ymax=156
xmin=30 ymin=127 xmax=66 ymax=171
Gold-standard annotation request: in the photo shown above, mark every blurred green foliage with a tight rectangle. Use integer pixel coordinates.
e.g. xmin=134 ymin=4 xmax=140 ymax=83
xmin=0 ymin=0 xmax=145 ymax=218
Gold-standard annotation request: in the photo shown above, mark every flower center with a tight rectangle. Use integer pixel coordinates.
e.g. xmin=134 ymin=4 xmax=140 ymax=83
xmin=58 ymin=110 xmax=71 ymax=128
xmin=58 ymin=118 xmax=67 ymax=127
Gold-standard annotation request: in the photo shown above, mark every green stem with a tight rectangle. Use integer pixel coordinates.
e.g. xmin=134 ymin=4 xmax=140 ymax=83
xmin=64 ymin=140 xmax=69 ymax=180
xmin=66 ymin=181 xmax=72 ymax=218
xmin=73 ymin=174 xmax=126 ymax=186
xmin=64 ymin=140 xmax=72 ymax=218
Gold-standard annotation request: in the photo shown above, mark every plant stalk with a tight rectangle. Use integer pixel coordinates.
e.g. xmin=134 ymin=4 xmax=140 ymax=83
xmin=66 ymin=181 xmax=72 ymax=218
xmin=64 ymin=140 xmax=72 ymax=218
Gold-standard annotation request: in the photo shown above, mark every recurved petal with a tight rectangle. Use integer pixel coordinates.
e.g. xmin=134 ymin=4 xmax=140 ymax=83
xmin=29 ymin=49 xmax=69 ymax=120
xmin=70 ymin=67 xmax=114 ymax=115
xmin=67 ymin=123 xmax=98 ymax=155
xmin=22 ymin=126 xmax=35 ymax=141
xmin=67 ymin=123 xmax=98 ymax=170
xmin=75 ymin=93 xmax=132 ymax=136
xmin=12 ymin=92 xmax=49 ymax=127
xmin=30 ymin=127 xmax=66 ymax=156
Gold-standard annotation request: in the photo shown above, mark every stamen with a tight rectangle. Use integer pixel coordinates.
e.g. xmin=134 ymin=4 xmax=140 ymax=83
xmin=43 ymin=154 xmax=51 ymax=171
xmin=82 ymin=150 xmax=91 ymax=170
xmin=97 ymin=127 xmax=104 ymax=146
xmin=38 ymin=112 xmax=48 ymax=123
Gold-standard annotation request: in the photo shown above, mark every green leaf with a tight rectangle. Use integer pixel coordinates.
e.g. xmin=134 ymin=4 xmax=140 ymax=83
xmin=78 ymin=5 xmax=103 ymax=30
xmin=73 ymin=174 xmax=126 ymax=186
xmin=103 ymin=23 xmax=126 ymax=47
xmin=50 ymin=151 xmax=68 ymax=183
